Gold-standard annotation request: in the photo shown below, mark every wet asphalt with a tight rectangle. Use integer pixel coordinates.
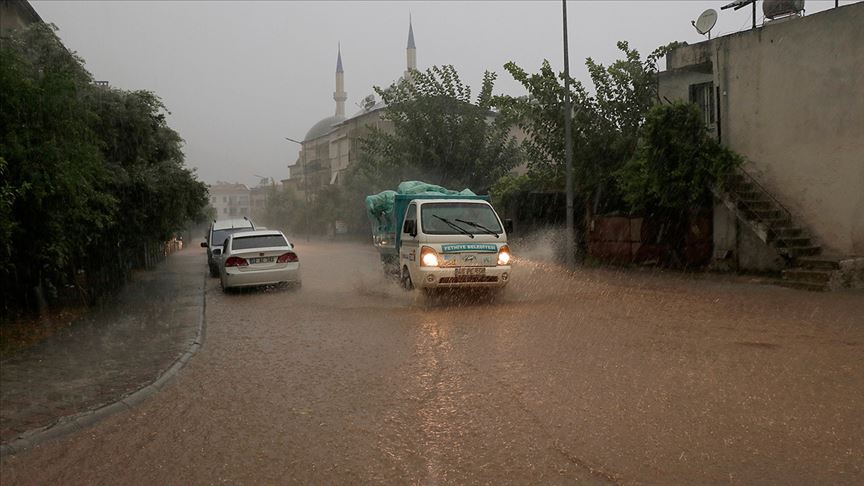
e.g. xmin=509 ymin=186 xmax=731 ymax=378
xmin=1 ymin=242 xmax=863 ymax=485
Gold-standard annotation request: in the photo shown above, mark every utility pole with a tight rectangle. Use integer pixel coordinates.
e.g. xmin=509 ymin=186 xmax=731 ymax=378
xmin=284 ymin=137 xmax=310 ymax=242
xmin=562 ymin=0 xmax=575 ymax=268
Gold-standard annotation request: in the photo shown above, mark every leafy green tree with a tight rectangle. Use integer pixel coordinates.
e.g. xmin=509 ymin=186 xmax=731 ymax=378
xmin=0 ymin=24 xmax=117 ymax=307
xmin=356 ymin=65 xmax=523 ymax=193
xmin=89 ymin=87 xmax=208 ymax=264
xmin=499 ymin=42 xmax=680 ymax=214
xmin=496 ymin=41 xmax=682 ymax=255
xmin=617 ymin=102 xmax=741 ymax=213
xmin=260 ymin=185 xmax=304 ymax=234
xmin=615 ymin=102 xmax=740 ymax=264
xmin=1 ymin=24 xmax=208 ymax=312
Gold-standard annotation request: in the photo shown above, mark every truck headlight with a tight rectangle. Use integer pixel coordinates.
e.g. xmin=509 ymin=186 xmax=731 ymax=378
xmin=420 ymin=246 xmax=440 ymax=267
xmin=497 ymin=245 xmax=511 ymax=265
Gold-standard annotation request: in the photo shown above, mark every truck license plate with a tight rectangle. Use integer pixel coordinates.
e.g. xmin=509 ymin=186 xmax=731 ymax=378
xmin=455 ymin=267 xmax=485 ymax=276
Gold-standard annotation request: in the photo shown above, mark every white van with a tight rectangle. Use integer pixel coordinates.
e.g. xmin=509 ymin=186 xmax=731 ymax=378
xmin=397 ymin=198 xmax=512 ymax=291
xmin=201 ymin=218 xmax=255 ymax=277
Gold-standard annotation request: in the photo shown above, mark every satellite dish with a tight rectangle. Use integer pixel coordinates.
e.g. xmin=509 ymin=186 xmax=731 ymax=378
xmin=362 ymin=94 xmax=376 ymax=111
xmin=692 ymin=9 xmax=718 ymax=38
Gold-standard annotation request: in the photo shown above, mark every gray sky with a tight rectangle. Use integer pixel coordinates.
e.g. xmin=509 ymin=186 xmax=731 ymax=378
xmin=31 ymin=0 xmax=850 ymax=188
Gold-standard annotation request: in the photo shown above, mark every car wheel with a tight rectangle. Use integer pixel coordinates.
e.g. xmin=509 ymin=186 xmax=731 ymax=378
xmin=400 ymin=267 xmax=413 ymax=291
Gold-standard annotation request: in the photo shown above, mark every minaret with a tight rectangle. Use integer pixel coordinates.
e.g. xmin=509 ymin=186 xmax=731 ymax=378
xmin=405 ymin=16 xmax=417 ymax=79
xmin=334 ymin=44 xmax=347 ymax=118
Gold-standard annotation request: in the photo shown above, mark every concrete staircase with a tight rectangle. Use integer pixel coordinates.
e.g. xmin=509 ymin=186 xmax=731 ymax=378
xmin=716 ymin=170 xmax=832 ymax=291
xmin=779 ymin=256 xmax=840 ymax=291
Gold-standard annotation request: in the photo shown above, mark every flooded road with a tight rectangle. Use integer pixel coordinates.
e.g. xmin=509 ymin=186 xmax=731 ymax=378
xmin=2 ymin=241 xmax=863 ymax=484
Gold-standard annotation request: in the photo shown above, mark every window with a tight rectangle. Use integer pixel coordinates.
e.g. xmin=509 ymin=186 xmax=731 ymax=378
xmin=211 ymin=227 xmax=253 ymax=247
xmin=403 ymin=204 xmax=416 ymax=234
xmin=222 ymin=208 xmax=228 ymax=214
xmin=689 ymin=82 xmax=715 ymax=126
xmin=421 ymin=202 xmax=503 ymax=235
xmin=222 ymin=196 xmax=227 ymax=203
xmin=231 ymin=234 xmax=288 ymax=250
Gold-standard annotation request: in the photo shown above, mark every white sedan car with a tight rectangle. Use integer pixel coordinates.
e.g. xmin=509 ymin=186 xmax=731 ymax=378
xmin=219 ymin=230 xmax=300 ymax=291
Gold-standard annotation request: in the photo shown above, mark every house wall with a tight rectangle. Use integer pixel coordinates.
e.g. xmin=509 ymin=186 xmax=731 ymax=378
xmin=661 ymin=3 xmax=864 ymax=258
xmin=718 ymin=5 xmax=864 ymax=255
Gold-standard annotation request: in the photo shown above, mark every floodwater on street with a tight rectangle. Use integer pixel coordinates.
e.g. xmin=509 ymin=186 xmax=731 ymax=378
xmin=2 ymin=242 xmax=863 ymax=485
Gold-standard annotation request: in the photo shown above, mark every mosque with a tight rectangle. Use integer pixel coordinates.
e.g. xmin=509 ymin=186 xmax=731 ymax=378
xmin=285 ymin=20 xmax=418 ymax=199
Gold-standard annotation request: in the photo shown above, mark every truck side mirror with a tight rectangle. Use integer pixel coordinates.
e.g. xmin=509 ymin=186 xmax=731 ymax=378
xmin=403 ymin=220 xmax=416 ymax=237
xmin=503 ymin=219 xmax=514 ymax=234
xmin=200 ymin=241 xmax=208 ymax=248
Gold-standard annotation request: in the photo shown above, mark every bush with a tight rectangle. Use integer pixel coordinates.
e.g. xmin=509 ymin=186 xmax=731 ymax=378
xmin=617 ymin=102 xmax=741 ymax=213
xmin=0 ymin=24 xmax=207 ymax=313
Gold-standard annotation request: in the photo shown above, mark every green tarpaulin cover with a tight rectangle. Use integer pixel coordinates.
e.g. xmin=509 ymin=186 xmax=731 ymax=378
xmin=365 ymin=181 xmax=475 ymax=234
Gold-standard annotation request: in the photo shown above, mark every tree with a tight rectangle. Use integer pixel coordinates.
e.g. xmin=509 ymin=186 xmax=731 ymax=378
xmin=260 ymin=185 xmax=303 ymax=234
xmin=356 ymin=65 xmax=523 ymax=193
xmin=0 ymin=23 xmax=208 ymax=312
xmin=617 ymin=102 xmax=741 ymax=214
xmin=615 ymin=102 xmax=741 ymax=264
xmin=496 ymin=41 xmax=682 ymax=252
xmin=0 ymin=24 xmax=117 ymax=308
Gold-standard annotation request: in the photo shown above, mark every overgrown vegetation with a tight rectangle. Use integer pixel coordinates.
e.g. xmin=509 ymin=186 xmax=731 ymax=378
xmin=0 ymin=24 xmax=208 ymax=314
xmin=354 ymin=65 xmax=523 ymax=193
xmin=617 ymin=102 xmax=741 ymax=213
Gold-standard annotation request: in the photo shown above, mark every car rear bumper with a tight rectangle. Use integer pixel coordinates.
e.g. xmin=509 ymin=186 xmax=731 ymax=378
xmin=222 ymin=264 xmax=300 ymax=289
xmin=415 ymin=265 xmax=511 ymax=289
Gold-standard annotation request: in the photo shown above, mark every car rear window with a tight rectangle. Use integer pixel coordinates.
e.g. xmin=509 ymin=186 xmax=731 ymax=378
xmin=231 ymin=234 xmax=288 ymax=250
xmin=211 ymin=227 xmax=252 ymax=247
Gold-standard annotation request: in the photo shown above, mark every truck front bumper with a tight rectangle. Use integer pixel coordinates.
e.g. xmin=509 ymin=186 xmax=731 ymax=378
xmin=414 ymin=266 xmax=511 ymax=289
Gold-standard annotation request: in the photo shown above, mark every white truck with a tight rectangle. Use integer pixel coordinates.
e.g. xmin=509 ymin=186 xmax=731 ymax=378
xmin=367 ymin=184 xmax=513 ymax=292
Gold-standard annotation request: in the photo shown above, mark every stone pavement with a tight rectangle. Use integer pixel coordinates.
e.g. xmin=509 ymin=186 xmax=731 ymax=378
xmin=0 ymin=248 xmax=205 ymax=444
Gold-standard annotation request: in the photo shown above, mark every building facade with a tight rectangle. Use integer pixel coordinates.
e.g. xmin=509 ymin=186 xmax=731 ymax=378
xmin=285 ymin=20 xmax=416 ymax=201
xmin=208 ymin=182 xmax=251 ymax=219
xmin=658 ymin=2 xmax=864 ymax=270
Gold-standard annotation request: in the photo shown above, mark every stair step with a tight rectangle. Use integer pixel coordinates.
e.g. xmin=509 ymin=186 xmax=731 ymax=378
xmin=773 ymin=236 xmax=812 ymax=248
xmin=771 ymin=227 xmax=804 ymax=238
xmin=759 ymin=217 xmax=792 ymax=226
xmin=745 ymin=208 xmax=786 ymax=220
xmin=736 ymin=199 xmax=774 ymax=210
xmin=776 ymin=280 xmax=828 ymax=292
xmin=782 ymin=268 xmax=833 ymax=283
xmin=781 ymin=246 xmax=821 ymax=257
xmin=796 ymin=256 xmax=842 ymax=270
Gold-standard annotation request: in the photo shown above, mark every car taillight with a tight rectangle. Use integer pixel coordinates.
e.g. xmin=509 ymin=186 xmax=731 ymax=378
xmin=224 ymin=256 xmax=248 ymax=267
xmin=277 ymin=252 xmax=298 ymax=263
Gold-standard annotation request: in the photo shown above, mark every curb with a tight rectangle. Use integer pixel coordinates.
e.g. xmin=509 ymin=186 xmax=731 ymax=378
xmin=0 ymin=273 xmax=208 ymax=458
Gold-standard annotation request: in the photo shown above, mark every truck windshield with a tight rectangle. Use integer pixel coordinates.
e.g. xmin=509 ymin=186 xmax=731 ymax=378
xmin=421 ymin=203 xmax=502 ymax=235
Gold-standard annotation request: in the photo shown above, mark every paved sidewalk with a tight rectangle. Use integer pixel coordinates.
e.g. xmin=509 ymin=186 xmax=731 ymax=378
xmin=0 ymin=248 xmax=205 ymax=444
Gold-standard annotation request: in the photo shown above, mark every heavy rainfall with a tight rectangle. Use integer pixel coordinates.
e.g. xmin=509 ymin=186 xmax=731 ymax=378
xmin=1 ymin=1 xmax=863 ymax=485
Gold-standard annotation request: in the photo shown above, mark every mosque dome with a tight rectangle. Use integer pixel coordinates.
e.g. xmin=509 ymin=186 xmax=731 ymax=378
xmin=304 ymin=114 xmax=345 ymax=141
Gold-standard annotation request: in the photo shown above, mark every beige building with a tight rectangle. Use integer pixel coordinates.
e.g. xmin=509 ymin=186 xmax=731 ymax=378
xmin=658 ymin=2 xmax=864 ymax=276
xmin=285 ymin=21 xmax=416 ymax=201
xmin=208 ymin=182 xmax=251 ymax=219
